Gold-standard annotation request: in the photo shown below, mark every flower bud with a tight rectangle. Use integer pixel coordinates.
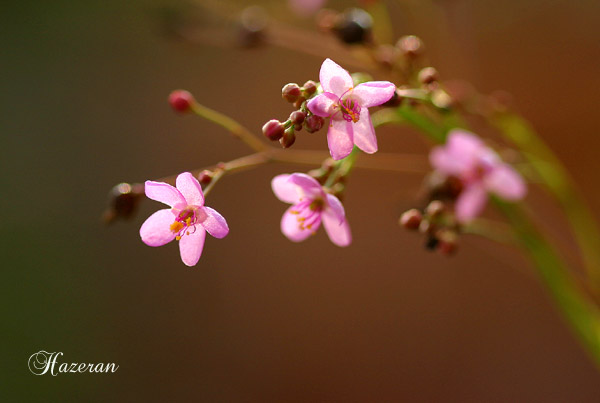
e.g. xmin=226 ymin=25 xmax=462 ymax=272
xmin=282 ymin=83 xmax=301 ymax=103
xmin=382 ymin=88 xmax=404 ymax=107
xmin=197 ymin=170 xmax=213 ymax=186
xmin=290 ymin=110 xmax=306 ymax=126
xmin=293 ymin=96 xmax=306 ymax=109
xmin=103 ymin=183 xmax=144 ymax=224
xmin=418 ymin=67 xmax=439 ymax=85
xmin=302 ymin=80 xmax=317 ymax=96
xmin=397 ymin=35 xmax=423 ymax=59
xmin=168 ymin=90 xmax=195 ymax=113
xmin=304 ymin=114 xmax=325 ymax=133
xmin=333 ymin=8 xmax=373 ymax=45
xmin=262 ymin=119 xmax=285 ymax=141
xmin=437 ymin=229 xmax=458 ymax=255
xmin=425 ymin=200 xmax=445 ymax=218
xmin=400 ymin=209 xmax=423 ymax=230
xmin=280 ymin=127 xmax=296 ymax=148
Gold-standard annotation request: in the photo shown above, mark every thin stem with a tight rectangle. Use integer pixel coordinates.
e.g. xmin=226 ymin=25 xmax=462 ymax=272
xmin=191 ymin=103 xmax=267 ymax=152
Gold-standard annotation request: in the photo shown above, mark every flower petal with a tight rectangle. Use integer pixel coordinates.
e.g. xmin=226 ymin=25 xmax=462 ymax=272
xmin=200 ymin=206 xmax=229 ymax=239
xmin=322 ymin=210 xmax=352 ymax=247
xmin=455 ymin=185 xmax=488 ymax=222
xmin=352 ymin=108 xmax=377 ymax=154
xmin=145 ymin=181 xmax=185 ymax=207
xmin=288 ymin=173 xmax=324 ymax=199
xmin=176 ymin=172 xmax=204 ymax=206
xmin=140 ymin=208 xmax=177 ymax=247
xmin=271 ymin=174 xmax=301 ymax=204
xmin=325 ymin=193 xmax=345 ymax=224
xmin=352 ymin=81 xmax=396 ymax=108
xmin=429 ymin=146 xmax=469 ymax=176
xmin=327 ymin=119 xmax=354 ymax=160
xmin=179 ymin=227 xmax=206 ymax=266
xmin=281 ymin=206 xmax=318 ymax=242
xmin=319 ymin=58 xmax=354 ymax=96
xmin=485 ymin=164 xmax=527 ymax=201
xmin=307 ymin=92 xmax=338 ymax=117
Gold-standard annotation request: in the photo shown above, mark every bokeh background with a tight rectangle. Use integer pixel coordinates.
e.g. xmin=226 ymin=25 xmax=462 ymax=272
xmin=3 ymin=0 xmax=600 ymax=401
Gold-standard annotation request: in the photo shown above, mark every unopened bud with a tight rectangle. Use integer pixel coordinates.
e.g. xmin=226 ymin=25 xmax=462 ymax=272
xmin=293 ymin=96 xmax=306 ymax=109
xmin=425 ymin=200 xmax=445 ymax=218
xmin=333 ymin=8 xmax=373 ymax=45
xmin=262 ymin=119 xmax=285 ymax=141
xmin=397 ymin=35 xmax=423 ymax=58
xmin=197 ymin=170 xmax=213 ymax=186
xmin=400 ymin=209 xmax=423 ymax=230
xmin=290 ymin=110 xmax=306 ymax=125
xmin=103 ymin=183 xmax=144 ymax=224
xmin=280 ymin=127 xmax=296 ymax=148
xmin=418 ymin=67 xmax=439 ymax=85
xmin=168 ymin=90 xmax=195 ymax=113
xmin=282 ymin=83 xmax=301 ymax=103
xmin=382 ymin=88 xmax=403 ymax=107
xmin=437 ymin=229 xmax=458 ymax=255
xmin=304 ymin=114 xmax=325 ymax=133
xmin=302 ymin=80 xmax=318 ymax=96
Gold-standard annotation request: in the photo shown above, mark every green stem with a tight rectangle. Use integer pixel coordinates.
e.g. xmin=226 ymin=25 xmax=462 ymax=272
xmin=492 ymin=113 xmax=600 ymax=289
xmin=191 ymin=102 xmax=267 ymax=152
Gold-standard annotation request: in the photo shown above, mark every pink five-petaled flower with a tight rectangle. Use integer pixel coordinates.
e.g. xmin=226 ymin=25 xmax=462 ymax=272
xmin=272 ymin=173 xmax=352 ymax=247
xmin=430 ymin=129 xmax=527 ymax=222
xmin=140 ymin=172 xmax=229 ymax=267
xmin=307 ymin=58 xmax=396 ymax=160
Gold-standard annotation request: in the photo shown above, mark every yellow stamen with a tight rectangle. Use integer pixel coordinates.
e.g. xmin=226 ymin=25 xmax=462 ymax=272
xmin=170 ymin=221 xmax=184 ymax=233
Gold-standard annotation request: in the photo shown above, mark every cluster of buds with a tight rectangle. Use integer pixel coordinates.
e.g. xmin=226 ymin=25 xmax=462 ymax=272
xmin=262 ymin=80 xmax=325 ymax=148
xmin=400 ymin=200 xmax=459 ymax=255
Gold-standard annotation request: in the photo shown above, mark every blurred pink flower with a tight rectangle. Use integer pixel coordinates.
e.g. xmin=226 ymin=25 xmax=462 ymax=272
xmin=307 ymin=58 xmax=396 ymax=160
xmin=289 ymin=0 xmax=326 ymax=16
xmin=140 ymin=172 xmax=229 ymax=266
xmin=272 ymin=173 xmax=351 ymax=247
xmin=430 ymin=130 xmax=527 ymax=222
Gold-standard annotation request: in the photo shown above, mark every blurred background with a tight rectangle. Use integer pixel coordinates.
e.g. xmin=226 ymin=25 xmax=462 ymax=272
xmin=3 ymin=0 xmax=600 ymax=401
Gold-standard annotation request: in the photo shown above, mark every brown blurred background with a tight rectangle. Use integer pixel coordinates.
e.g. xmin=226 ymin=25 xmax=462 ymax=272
xmin=2 ymin=0 xmax=600 ymax=401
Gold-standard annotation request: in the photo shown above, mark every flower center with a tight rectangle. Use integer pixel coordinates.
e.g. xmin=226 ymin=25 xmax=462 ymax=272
xmin=290 ymin=198 xmax=324 ymax=233
xmin=339 ymin=98 xmax=361 ymax=123
xmin=170 ymin=206 xmax=203 ymax=241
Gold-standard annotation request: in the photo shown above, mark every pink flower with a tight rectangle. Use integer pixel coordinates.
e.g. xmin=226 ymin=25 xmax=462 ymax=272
xmin=140 ymin=172 xmax=229 ymax=266
xmin=307 ymin=58 xmax=396 ymax=160
xmin=289 ymin=0 xmax=326 ymax=16
xmin=272 ymin=173 xmax=352 ymax=247
xmin=430 ymin=130 xmax=527 ymax=222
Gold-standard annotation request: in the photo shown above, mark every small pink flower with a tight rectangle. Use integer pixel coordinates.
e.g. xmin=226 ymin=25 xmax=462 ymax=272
xmin=140 ymin=172 xmax=229 ymax=266
xmin=307 ymin=58 xmax=396 ymax=160
xmin=272 ymin=173 xmax=352 ymax=247
xmin=430 ymin=130 xmax=527 ymax=222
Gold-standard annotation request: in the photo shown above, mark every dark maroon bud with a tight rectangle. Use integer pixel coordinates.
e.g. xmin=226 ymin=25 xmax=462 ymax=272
xmin=238 ymin=6 xmax=268 ymax=47
xmin=437 ymin=229 xmax=458 ymax=255
xmin=418 ymin=67 xmax=439 ymax=85
xmin=290 ymin=110 xmax=306 ymax=125
xmin=425 ymin=200 xmax=445 ymax=218
xmin=304 ymin=114 xmax=325 ymax=133
xmin=333 ymin=8 xmax=373 ymax=45
xmin=425 ymin=236 xmax=439 ymax=251
xmin=382 ymin=88 xmax=403 ymax=107
xmin=280 ymin=127 xmax=296 ymax=148
xmin=197 ymin=170 xmax=213 ymax=186
xmin=262 ymin=119 xmax=285 ymax=141
xmin=293 ymin=96 xmax=306 ymax=109
xmin=103 ymin=183 xmax=144 ymax=224
xmin=397 ymin=35 xmax=423 ymax=58
xmin=400 ymin=209 xmax=423 ymax=230
xmin=302 ymin=80 xmax=317 ymax=96
xmin=282 ymin=83 xmax=301 ymax=103
xmin=168 ymin=90 xmax=195 ymax=113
